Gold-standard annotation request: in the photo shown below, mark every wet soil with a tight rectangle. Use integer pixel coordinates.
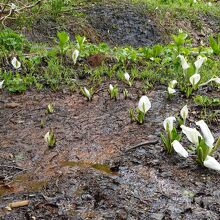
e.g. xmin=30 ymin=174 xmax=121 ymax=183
xmin=21 ymin=1 xmax=220 ymax=47
xmin=84 ymin=4 xmax=162 ymax=47
xmin=23 ymin=3 xmax=163 ymax=47
xmin=0 ymin=81 xmax=220 ymax=219
xmin=83 ymin=2 xmax=220 ymax=46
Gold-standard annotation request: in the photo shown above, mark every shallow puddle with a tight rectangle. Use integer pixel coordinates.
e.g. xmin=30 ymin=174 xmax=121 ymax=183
xmin=0 ymin=173 xmax=48 ymax=197
xmin=61 ymin=161 xmax=118 ymax=175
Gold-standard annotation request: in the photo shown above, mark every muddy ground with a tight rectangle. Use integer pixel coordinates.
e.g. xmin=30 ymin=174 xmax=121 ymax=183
xmin=84 ymin=4 xmax=162 ymax=47
xmin=1 ymin=1 xmax=220 ymax=219
xmin=0 ymin=81 xmax=220 ymax=219
xmin=21 ymin=2 xmax=220 ymax=47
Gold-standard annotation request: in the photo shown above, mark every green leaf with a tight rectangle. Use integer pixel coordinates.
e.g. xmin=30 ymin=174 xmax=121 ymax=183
xmin=57 ymin=31 xmax=69 ymax=45
xmin=196 ymin=146 xmax=204 ymax=165
xmin=186 ymin=87 xmax=193 ymax=98
xmin=160 ymin=133 xmax=171 ymax=153
xmin=209 ymin=34 xmax=220 ymax=55
xmin=75 ymin=35 xmax=86 ymax=50
xmin=196 ymin=138 xmax=210 ymax=164
xmin=171 ymin=128 xmax=181 ymax=142
xmin=57 ymin=31 xmax=69 ymax=53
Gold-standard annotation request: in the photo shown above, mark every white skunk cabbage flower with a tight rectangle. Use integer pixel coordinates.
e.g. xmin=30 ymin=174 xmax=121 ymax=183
xmin=138 ymin=96 xmax=151 ymax=114
xmin=11 ymin=57 xmax=21 ymax=69
xmin=196 ymin=120 xmax=215 ymax=149
xmin=10 ymin=3 xmax=17 ymax=10
xmin=170 ymin=80 xmax=178 ymax=89
xmin=44 ymin=131 xmax=50 ymax=143
xmin=204 ymin=156 xmax=220 ymax=171
xmin=177 ymin=55 xmax=190 ymax=70
xmin=210 ymin=77 xmax=220 ymax=84
xmin=194 ymin=55 xmax=207 ymax=74
xmin=44 ymin=130 xmax=56 ymax=148
xmin=0 ymin=80 xmax=4 ymax=89
xmin=180 ymin=105 xmax=188 ymax=122
xmin=84 ymin=87 xmax=91 ymax=99
xmin=124 ymin=72 xmax=130 ymax=82
xmin=190 ymin=73 xmax=201 ymax=86
xmin=109 ymin=84 xmax=113 ymax=92
xmin=163 ymin=116 xmax=176 ymax=132
xmin=168 ymin=87 xmax=176 ymax=94
xmin=181 ymin=125 xmax=202 ymax=145
xmin=199 ymin=77 xmax=220 ymax=87
xmin=172 ymin=140 xmax=189 ymax=158
xmin=72 ymin=49 xmax=79 ymax=65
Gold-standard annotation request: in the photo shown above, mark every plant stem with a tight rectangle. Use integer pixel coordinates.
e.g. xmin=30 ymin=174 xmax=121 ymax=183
xmin=210 ymin=137 xmax=220 ymax=155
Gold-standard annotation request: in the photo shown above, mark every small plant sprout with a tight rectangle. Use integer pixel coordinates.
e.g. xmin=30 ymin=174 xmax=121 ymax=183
xmin=0 ymin=80 xmax=4 ymax=89
xmin=44 ymin=129 xmax=56 ymax=148
xmin=177 ymin=55 xmax=190 ymax=71
xmin=47 ymin=103 xmax=54 ymax=114
xmin=11 ymin=57 xmax=21 ymax=69
xmin=40 ymin=119 xmax=45 ymax=128
xmin=124 ymin=72 xmax=131 ymax=86
xmin=57 ymin=31 xmax=70 ymax=54
xmin=76 ymin=35 xmax=86 ymax=50
xmin=172 ymin=140 xmax=189 ymax=158
xmin=189 ymin=73 xmax=201 ymax=90
xmin=194 ymin=55 xmax=207 ymax=74
xmin=72 ymin=49 xmax=79 ymax=65
xmin=129 ymin=108 xmax=136 ymax=122
xmin=137 ymin=96 xmax=151 ymax=124
xmin=81 ymin=87 xmax=93 ymax=101
xmin=160 ymin=116 xmax=181 ymax=154
xmin=180 ymin=105 xmax=188 ymax=125
xmin=123 ymin=88 xmax=129 ymax=99
xmin=108 ymin=84 xmax=118 ymax=100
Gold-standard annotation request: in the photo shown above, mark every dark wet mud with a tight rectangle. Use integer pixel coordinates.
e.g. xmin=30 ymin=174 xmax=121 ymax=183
xmin=0 ymin=81 xmax=220 ymax=219
xmin=18 ymin=1 xmax=220 ymax=47
xmin=24 ymin=3 xmax=163 ymax=47
xmin=85 ymin=4 xmax=162 ymax=47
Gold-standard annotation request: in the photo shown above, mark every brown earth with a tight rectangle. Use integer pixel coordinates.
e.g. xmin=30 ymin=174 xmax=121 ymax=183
xmin=0 ymin=81 xmax=220 ymax=219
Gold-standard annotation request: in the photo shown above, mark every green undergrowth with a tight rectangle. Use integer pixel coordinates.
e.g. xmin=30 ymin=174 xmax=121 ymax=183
xmin=130 ymin=0 xmax=220 ymax=43
xmin=0 ymin=28 xmax=219 ymax=94
xmin=131 ymin=0 xmax=220 ymax=15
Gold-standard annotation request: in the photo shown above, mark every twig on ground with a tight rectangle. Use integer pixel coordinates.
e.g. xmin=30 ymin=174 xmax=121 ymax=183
xmin=125 ymin=139 xmax=159 ymax=152
xmin=0 ymin=0 xmax=44 ymax=25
